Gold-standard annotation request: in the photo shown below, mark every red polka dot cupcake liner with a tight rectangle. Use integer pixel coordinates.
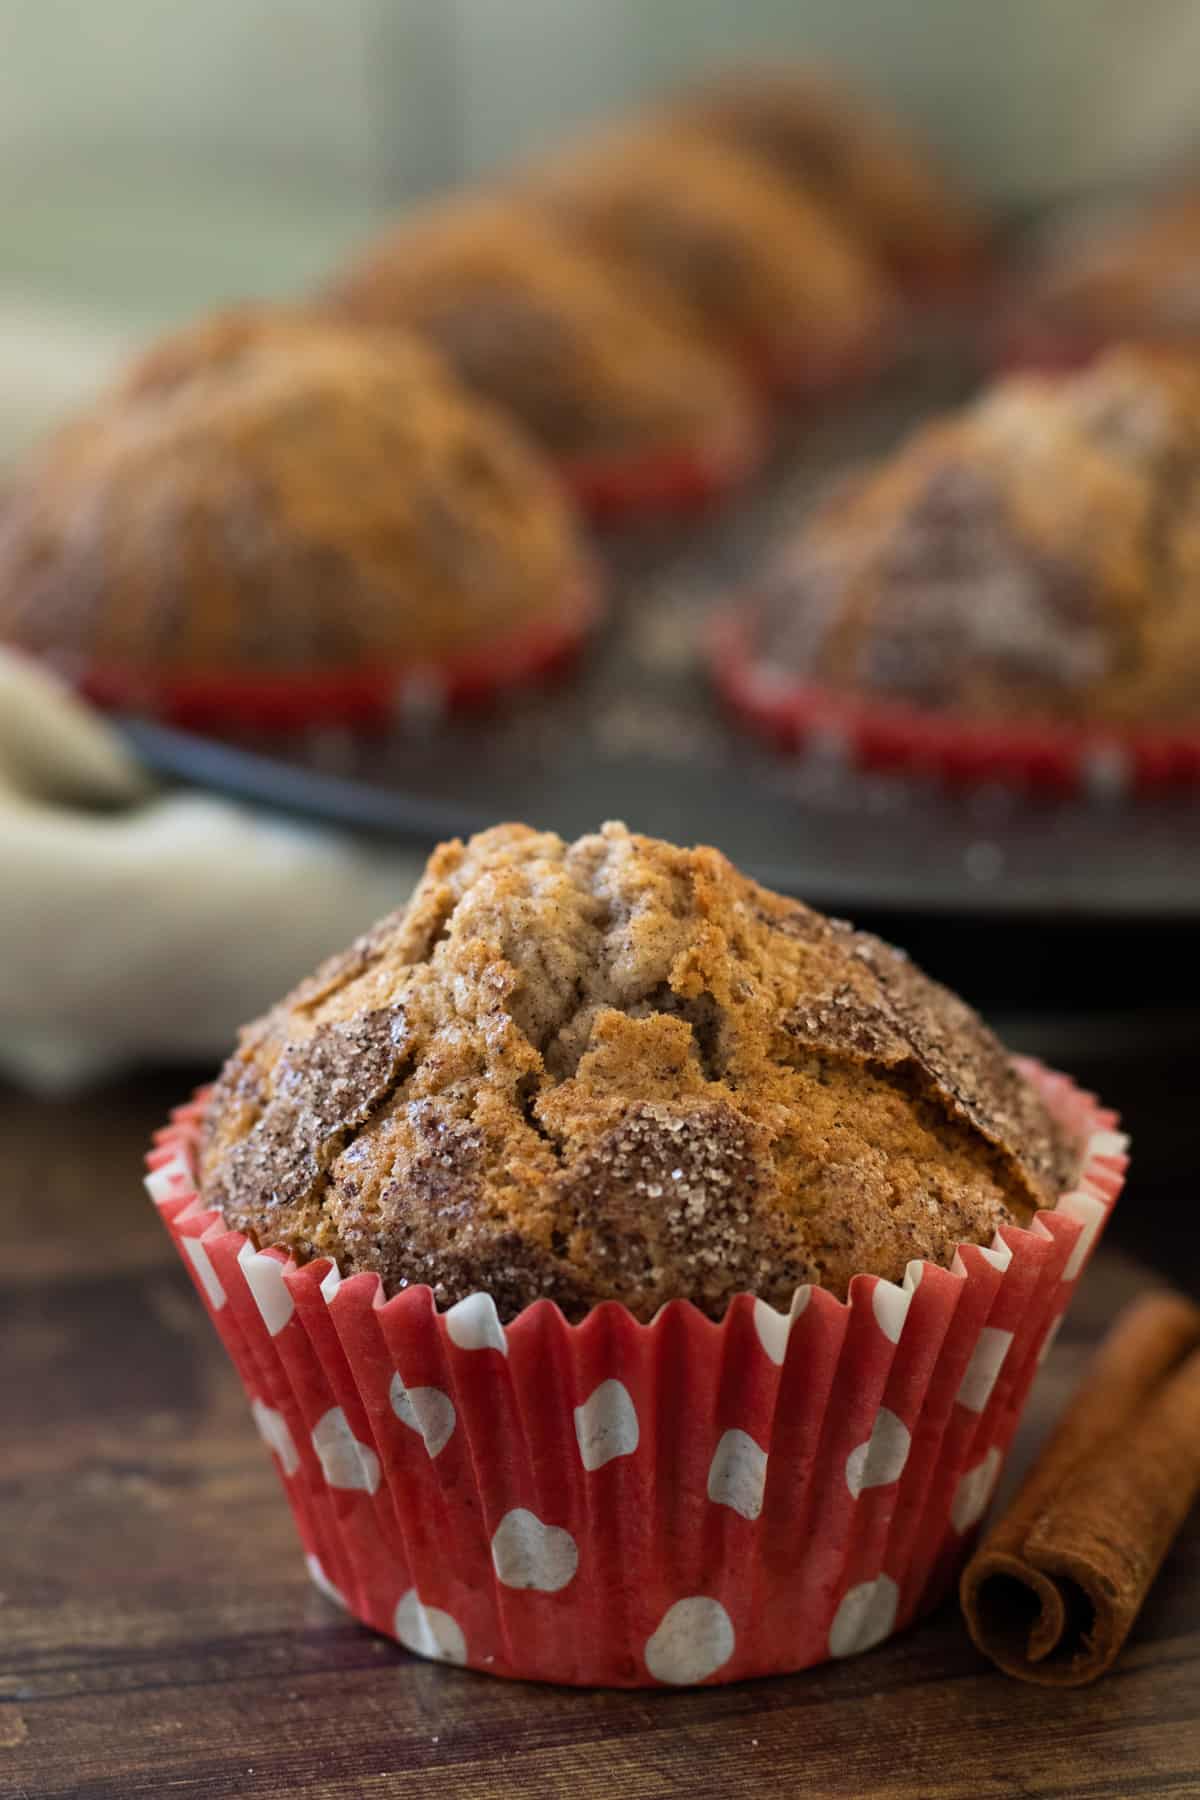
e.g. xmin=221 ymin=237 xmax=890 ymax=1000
xmin=712 ymin=609 xmax=1200 ymax=795
xmin=560 ymin=411 xmax=767 ymax=524
xmin=69 ymin=574 xmax=603 ymax=733
xmin=145 ymin=1062 xmax=1124 ymax=1687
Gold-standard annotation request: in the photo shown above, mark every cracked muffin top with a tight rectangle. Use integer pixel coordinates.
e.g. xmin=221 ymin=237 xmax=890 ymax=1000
xmin=522 ymin=124 xmax=890 ymax=385
xmin=200 ymin=822 xmax=1077 ymax=1323
xmin=322 ymin=197 xmax=756 ymax=467
xmin=666 ymin=65 xmax=984 ymax=290
xmin=740 ymin=345 xmax=1200 ymax=724
xmin=0 ymin=309 xmax=588 ymax=680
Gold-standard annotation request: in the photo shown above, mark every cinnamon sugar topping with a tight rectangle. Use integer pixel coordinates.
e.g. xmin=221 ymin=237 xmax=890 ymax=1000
xmin=200 ymin=823 xmax=1078 ymax=1321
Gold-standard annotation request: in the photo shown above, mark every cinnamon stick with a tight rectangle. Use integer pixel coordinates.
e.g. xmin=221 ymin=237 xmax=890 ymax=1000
xmin=960 ymin=1290 xmax=1200 ymax=1686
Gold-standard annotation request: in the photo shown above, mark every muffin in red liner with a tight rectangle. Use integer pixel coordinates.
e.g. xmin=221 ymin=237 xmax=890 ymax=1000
xmin=713 ymin=345 xmax=1200 ymax=794
xmin=995 ymin=186 xmax=1200 ymax=373
xmin=663 ymin=64 xmax=989 ymax=305
xmin=146 ymin=823 xmax=1125 ymax=1686
xmin=521 ymin=123 xmax=894 ymax=406
xmin=148 ymin=1063 xmax=1121 ymax=1687
xmin=0 ymin=310 xmax=601 ymax=729
xmin=322 ymin=199 xmax=765 ymax=525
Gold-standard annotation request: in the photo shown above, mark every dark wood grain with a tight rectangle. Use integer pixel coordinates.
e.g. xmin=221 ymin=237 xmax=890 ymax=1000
xmin=2 ymin=1075 xmax=1198 ymax=1800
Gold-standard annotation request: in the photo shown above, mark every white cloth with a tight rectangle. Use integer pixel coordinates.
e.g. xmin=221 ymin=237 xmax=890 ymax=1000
xmin=0 ymin=651 xmax=424 ymax=1091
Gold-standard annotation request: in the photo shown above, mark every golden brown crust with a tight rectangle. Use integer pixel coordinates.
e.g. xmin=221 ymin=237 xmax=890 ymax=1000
xmin=322 ymin=197 xmax=754 ymax=463
xmin=1030 ymin=189 xmax=1200 ymax=343
xmin=0 ymin=308 xmax=588 ymax=675
xmin=200 ymin=822 xmax=1077 ymax=1322
xmin=666 ymin=65 xmax=984 ymax=281
xmin=749 ymin=346 xmax=1200 ymax=723
xmin=521 ymin=124 xmax=890 ymax=372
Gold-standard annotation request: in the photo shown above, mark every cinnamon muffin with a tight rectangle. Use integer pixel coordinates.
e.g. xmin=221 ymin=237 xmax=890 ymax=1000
xmin=1006 ymin=186 xmax=1200 ymax=369
xmin=0 ymin=309 xmax=596 ymax=725
xmin=523 ymin=125 xmax=891 ymax=395
xmin=199 ymin=821 xmax=1077 ymax=1323
xmin=322 ymin=198 xmax=761 ymax=515
xmin=666 ymin=65 xmax=985 ymax=293
xmin=721 ymin=346 xmax=1200 ymax=730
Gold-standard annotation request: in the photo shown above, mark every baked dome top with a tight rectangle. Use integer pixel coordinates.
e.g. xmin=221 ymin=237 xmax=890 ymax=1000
xmin=1026 ymin=188 xmax=1200 ymax=344
xmin=523 ymin=124 xmax=890 ymax=380
xmin=0 ymin=309 xmax=588 ymax=677
xmin=743 ymin=346 xmax=1200 ymax=724
xmin=667 ymin=65 xmax=983 ymax=285
xmin=200 ymin=822 xmax=1076 ymax=1323
xmin=323 ymin=197 xmax=754 ymax=464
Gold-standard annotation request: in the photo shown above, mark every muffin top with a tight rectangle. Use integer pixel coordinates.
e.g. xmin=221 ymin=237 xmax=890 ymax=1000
xmin=741 ymin=346 xmax=1200 ymax=725
xmin=0 ymin=309 xmax=588 ymax=679
xmin=200 ymin=822 xmax=1076 ymax=1323
xmin=322 ymin=198 xmax=755 ymax=465
xmin=667 ymin=65 xmax=984 ymax=287
xmin=522 ymin=125 xmax=889 ymax=379
xmin=1024 ymin=188 xmax=1200 ymax=348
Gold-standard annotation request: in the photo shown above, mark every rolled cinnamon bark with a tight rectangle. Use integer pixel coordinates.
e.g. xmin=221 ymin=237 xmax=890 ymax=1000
xmin=961 ymin=1290 xmax=1200 ymax=1685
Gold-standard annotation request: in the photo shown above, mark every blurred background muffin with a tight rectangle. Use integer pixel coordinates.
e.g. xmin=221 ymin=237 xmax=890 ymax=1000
xmin=663 ymin=64 xmax=987 ymax=297
xmin=1002 ymin=184 xmax=1200 ymax=370
xmin=0 ymin=309 xmax=598 ymax=728
xmin=715 ymin=346 xmax=1200 ymax=771
xmin=522 ymin=123 xmax=893 ymax=398
xmin=321 ymin=196 xmax=762 ymax=522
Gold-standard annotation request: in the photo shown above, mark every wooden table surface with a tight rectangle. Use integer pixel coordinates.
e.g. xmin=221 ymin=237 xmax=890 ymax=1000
xmin=3 ymin=1072 xmax=1199 ymax=1800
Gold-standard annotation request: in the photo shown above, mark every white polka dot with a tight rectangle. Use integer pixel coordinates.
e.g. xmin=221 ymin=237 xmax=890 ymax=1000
xmin=181 ymin=1236 xmax=226 ymax=1311
xmin=445 ymin=1293 xmax=508 ymax=1355
xmin=645 ymin=1597 xmax=735 ymax=1685
xmin=305 ymin=1553 xmax=346 ymax=1609
xmin=573 ymin=1379 xmax=639 ymax=1471
xmin=871 ymin=1279 xmax=912 ymax=1345
xmin=319 ymin=1264 xmax=342 ymax=1302
xmin=707 ymin=1428 xmax=768 ymax=1520
xmin=310 ymin=1407 xmax=381 ymax=1494
xmin=393 ymin=670 xmax=449 ymax=729
xmin=957 ymin=1327 xmax=1014 ymax=1413
xmin=237 ymin=1243 xmax=295 ymax=1336
xmin=389 ymin=1377 xmax=456 ymax=1458
xmin=979 ymin=1237 xmax=1013 ymax=1272
xmin=1081 ymin=742 xmax=1131 ymax=797
xmin=1058 ymin=1192 xmax=1107 ymax=1283
xmin=828 ymin=1574 xmax=900 ymax=1658
xmin=845 ymin=1408 xmax=911 ymax=1499
xmin=144 ymin=1154 xmax=193 ymax=1206
xmin=752 ymin=1287 xmax=810 ymax=1365
xmin=490 ymin=1508 xmax=578 ymax=1592
xmin=394 ymin=1589 xmax=467 ymax=1665
xmin=251 ymin=1398 xmax=299 ymax=1477
xmin=951 ymin=1446 xmax=1004 ymax=1533
xmin=1037 ymin=1314 xmax=1065 ymax=1366
xmin=1087 ymin=1129 xmax=1128 ymax=1159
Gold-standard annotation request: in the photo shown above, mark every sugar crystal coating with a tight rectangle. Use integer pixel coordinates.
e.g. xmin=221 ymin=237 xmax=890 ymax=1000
xmin=200 ymin=822 xmax=1077 ymax=1322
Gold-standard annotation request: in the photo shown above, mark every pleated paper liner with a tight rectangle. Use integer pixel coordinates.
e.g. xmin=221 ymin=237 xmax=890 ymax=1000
xmin=147 ymin=1061 xmax=1124 ymax=1688
xmin=561 ymin=410 xmax=766 ymax=524
xmin=69 ymin=574 xmax=603 ymax=733
xmin=711 ymin=610 xmax=1200 ymax=795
